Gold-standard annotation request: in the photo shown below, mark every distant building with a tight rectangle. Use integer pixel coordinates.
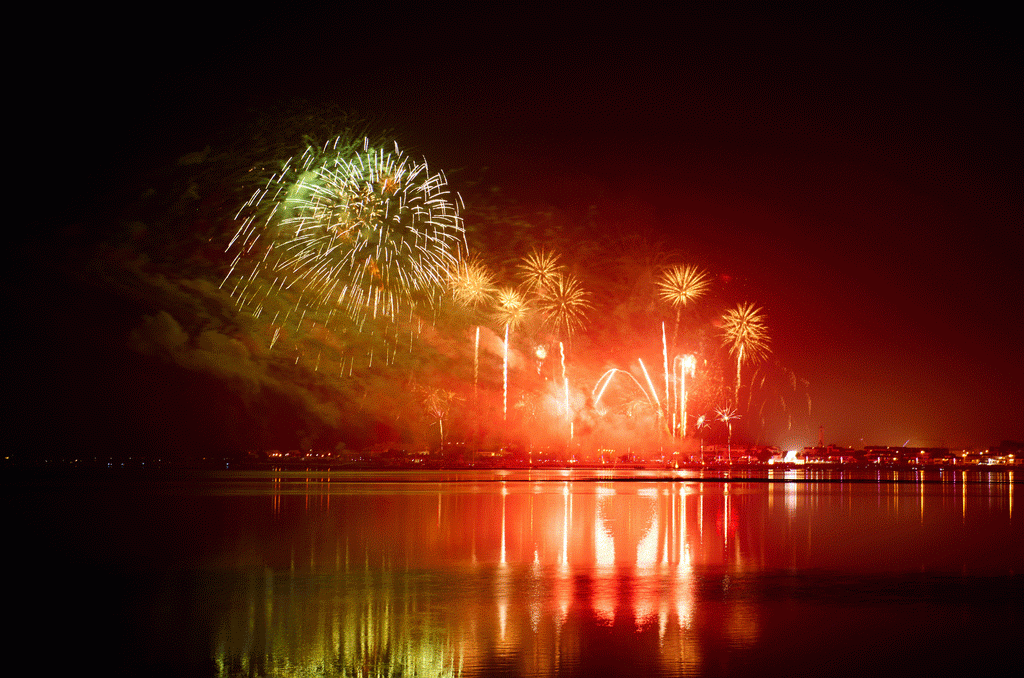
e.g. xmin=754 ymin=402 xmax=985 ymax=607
xmin=863 ymin=446 xmax=952 ymax=464
xmin=802 ymin=445 xmax=858 ymax=464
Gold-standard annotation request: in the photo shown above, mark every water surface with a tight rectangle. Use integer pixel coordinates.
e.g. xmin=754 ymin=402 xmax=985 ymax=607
xmin=9 ymin=468 xmax=1021 ymax=676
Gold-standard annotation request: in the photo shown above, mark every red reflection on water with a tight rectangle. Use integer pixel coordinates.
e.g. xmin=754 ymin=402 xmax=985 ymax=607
xmin=193 ymin=471 xmax=1021 ymax=677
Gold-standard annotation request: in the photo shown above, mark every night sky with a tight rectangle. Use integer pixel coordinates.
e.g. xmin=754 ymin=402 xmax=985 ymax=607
xmin=14 ymin=7 xmax=1021 ymax=457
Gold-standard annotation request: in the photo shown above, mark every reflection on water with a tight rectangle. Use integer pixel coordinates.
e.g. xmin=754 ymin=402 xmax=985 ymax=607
xmin=210 ymin=477 xmax=711 ymax=676
xmin=9 ymin=469 xmax=1022 ymax=677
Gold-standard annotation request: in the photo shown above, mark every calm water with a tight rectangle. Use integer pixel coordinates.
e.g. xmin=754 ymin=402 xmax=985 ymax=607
xmin=9 ymin=468 xmax=1022 ymax=677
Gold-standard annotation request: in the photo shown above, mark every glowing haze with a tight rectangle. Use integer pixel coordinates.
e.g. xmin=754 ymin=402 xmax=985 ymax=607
xmin=118 ymin=117 xmax=807 ymax=458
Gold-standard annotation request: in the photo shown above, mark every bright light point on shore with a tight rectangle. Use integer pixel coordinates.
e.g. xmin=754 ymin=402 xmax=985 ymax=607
xmin=783 ymin=450 xmax=804 ymax=464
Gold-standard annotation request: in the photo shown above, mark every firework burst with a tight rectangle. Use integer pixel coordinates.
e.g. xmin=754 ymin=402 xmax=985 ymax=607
xmin=493 ymin=287 xmax=529 ymax=331
xmin=517 ymin=248 xmax=565 ymax=294
xmin=224 ymin=138 xmax=465 ymax=330
xmin=448 ymin=255 xmax=496 ymax=308
xmin=656 ymin=264 xmax=711 ymax=309
xmin=658 ymin=264 xmax=711 ymax=351
xmin=448 ymin=255 xmax=496 ymax=408
xmin=537 ymin=273 xmax=592 ymax=338
xmin=721 ymin=302 xmax=770 ymax=401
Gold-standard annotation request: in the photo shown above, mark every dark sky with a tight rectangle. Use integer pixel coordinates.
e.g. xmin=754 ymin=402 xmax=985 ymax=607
xmin=18 ymin=6 xmax=1022 ymax=453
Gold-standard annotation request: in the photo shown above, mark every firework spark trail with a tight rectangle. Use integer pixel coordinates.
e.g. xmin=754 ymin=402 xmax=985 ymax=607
xmin=638 ymin=358 xmax=662 ymax=415
xmin=674 ymin=358 xmax=681 ymax=436
xmin=593 ymin=371 xmax=615 ymax=408
xmin=534 ymin=345 xmax=547 ymax=375
xmin=678 ymin=354 xmax=696 ymax=437
xmin=593 ymin=369 xmax=655 ymax=412
xmin=503 ymin=323 xmax=509 ymax=421
xmin=448 ymin=256 xmax=495 ymax=406
xmin=560 ymin=341 xmax=571 ymax=438
xmin=492 ymin=286 xmax=532 ymax=429
xmin=494 ymin=287 xmax=529 ymax=425
xmin=715 ymin=405 xmax=741 ymax=462
xmin=663 ymin=322 xmax=670 ymax=429
xmin=223 ymin=137 xmax=464 ymax=339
